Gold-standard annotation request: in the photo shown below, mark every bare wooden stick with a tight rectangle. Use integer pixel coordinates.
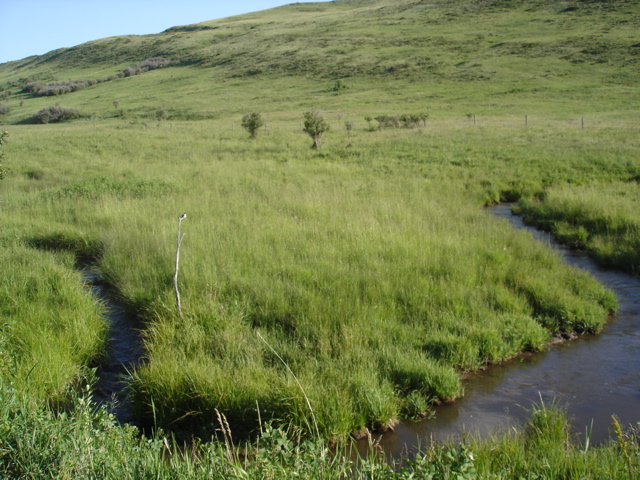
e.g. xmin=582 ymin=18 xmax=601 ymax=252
xmin=174 ymin=213 xmax=187 ymax=316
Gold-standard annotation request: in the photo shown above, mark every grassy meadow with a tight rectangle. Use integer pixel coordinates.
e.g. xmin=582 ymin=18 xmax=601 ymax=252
xmin=0 ymin=119 xmax=624 ymax=441
xmin=1 ymin=0 xmax=639 ymax=475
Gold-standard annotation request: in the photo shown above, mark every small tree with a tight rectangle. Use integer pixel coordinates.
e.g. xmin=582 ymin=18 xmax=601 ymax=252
xmin=241 ymin=112 xmax=265 ymax=139
xmin=113 ymin=100 xmax=120 ymax=109
xmin=156 ymin=108 xmax=169 ymax=123
xmin=302 ymin=109 xmax=330 ymax=149
xmin=0 ymin=131 xmax=8 ymax=180
xmin=345 ymin=120 xmax=354 ymax=145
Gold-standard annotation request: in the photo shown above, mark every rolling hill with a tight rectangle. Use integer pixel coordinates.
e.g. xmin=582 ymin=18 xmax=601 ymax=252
xmin=0 ymin=0 xmax=638 ymax=124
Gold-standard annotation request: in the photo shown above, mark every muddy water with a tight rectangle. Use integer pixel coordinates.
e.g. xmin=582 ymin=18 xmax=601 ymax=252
xmin=85 ymin=272 xmax=143 ymax=424
xmin=358 ymin=205 xmax=640 ymax=457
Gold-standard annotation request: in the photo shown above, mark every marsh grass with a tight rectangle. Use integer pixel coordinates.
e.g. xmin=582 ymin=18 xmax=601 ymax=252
xmin=0 ymin=242 xmax=106 ymax=403
xmin=517 ymin=182 xmax=640 ymax=275
xmin=0 ymin=118 xmax=622 ymax=440
xmin=0 ymin=0 xmax=638 ymax=474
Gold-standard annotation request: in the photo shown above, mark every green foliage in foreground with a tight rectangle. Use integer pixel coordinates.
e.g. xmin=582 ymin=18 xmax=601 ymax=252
xmin=0 ymin=241 xmax=106 ymax=403
xmin=516 ymin=182 xmax=640 ymax=276
xmin=0 ymin=374 xmax=638 ymax=479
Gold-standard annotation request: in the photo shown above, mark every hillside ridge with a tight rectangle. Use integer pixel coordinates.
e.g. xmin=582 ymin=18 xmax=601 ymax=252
xmin=0 ymin=0 xmax=638 ymax=124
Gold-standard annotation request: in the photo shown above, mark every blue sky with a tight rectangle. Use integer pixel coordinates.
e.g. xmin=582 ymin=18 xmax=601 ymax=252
xmin=0 ymin=0 xmax=329 ymax=64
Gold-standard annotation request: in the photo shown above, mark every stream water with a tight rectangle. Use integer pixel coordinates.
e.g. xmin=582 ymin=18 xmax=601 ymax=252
xmin=357 ymin=204 xmax=640 ymax=458
xmin=86 ymin=272 xmax=143 ymax=425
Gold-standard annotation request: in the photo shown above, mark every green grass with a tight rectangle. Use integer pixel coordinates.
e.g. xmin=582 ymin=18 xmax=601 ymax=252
xmin=1 ymin=377 xmax=638 ymax=479
xmin=1 ymin=0 xmax=639 ymax=125
xmin=0 ymin=239 xmax=106 ymax=404
xmin=0 ymin=0 xmax=638 ymax=475
xmin=516 ymin=181 xmax=640 ymax=274
xmin=0 ymin=120 xmax=620 ymax=440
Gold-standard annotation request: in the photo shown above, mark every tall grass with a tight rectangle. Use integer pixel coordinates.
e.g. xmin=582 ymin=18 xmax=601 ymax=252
xmin=1 ymin=372 xmax=638 ymax=479
xmin=0 ymin=239 xmax=106 ymax=404
xmin=516 ymin=182 xmax=640 ymax=275
xmin=0 ymin=120 xmax=621 ymax=439
xmin=0 ymin=0 xmax=637 ymax=474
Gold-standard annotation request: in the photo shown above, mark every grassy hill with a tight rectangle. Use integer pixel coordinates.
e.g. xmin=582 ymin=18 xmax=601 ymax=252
xmin=0 ymin=0 xmax=638 ymax=124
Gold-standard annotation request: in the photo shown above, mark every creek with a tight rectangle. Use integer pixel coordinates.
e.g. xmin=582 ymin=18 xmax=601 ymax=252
xmin=83 ymin=205 xmax=639 ymax=447
xmin=86 ymin=272 xmax=143 ymax=425
xmin=357 ymin=204 xmax=640 ymax=458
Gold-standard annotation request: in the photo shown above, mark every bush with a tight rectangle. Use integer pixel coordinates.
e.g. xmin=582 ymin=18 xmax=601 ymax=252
xmin=0 ymin=103 xmax=9 ymax=115
xmin=241 ymin=112 xmax=265 ymax=138
xmin=326 ymin=79 xmax=348 ymax=93
xmin=123 ymin=57 xmax=178 ymax=77
xmin=34 ymin=105 xmax=82 ymax=124
xmin=156 ymin=108 xmax=169 ymax=122
xmin=21 ymin=75 xmax=126 ymax=98
xmin=374 ymin=115 xmax=398 ymax=129
xmin=374 ymin=113 xmax=429 ymax=129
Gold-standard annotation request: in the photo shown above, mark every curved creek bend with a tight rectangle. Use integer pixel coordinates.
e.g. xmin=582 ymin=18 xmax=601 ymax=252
xmin=356 ymin=204 xmax=640 ymax=458
xmin=86 ymin=206 xmax=639 ymax=451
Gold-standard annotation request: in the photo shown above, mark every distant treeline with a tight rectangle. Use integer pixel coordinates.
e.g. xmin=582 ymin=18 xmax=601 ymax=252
xmin=20 ymin=57 xmax=179 ymax=98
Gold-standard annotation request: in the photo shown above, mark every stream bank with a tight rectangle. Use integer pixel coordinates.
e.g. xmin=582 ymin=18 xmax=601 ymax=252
xmin=357 ymin=204 xmax=640 ymax=458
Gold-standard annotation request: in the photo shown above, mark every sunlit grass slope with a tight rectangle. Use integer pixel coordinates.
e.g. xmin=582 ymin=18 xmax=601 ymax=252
xmin=0 ymin=0 xmax=638 ymax=124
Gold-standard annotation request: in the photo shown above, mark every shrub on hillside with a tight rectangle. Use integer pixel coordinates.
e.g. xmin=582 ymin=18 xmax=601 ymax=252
xmin=303 ymin=109 xmax=330 ymax=149
xmin=123 ymin=57 xmax=178 ymax=77
xmin=34 ymin=105 xmax=82 ymax=124
xmin=22 ymin=76 xmax=122 ymax=98
xmin=0 ymin=103 xmax=9 ymax=115
xmin=375 ymin=115 xmax=399 ymax=129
